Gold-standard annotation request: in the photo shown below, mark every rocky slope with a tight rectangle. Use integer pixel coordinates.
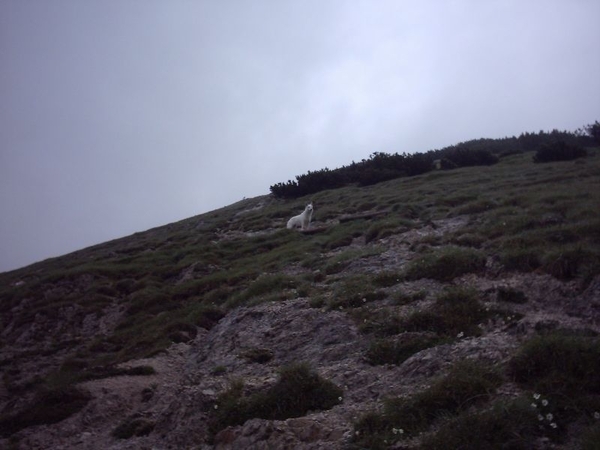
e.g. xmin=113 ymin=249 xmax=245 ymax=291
xmin=2 ymin=149 xmax=600 ymax=449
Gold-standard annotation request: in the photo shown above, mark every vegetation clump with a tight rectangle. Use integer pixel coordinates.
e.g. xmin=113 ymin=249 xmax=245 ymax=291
xmin=403 ymin=246 xmax=486 ymax=282
xmin=533 ymin=140 xmax=587 ymax=163
xmin=365 ymin=334 xmax=443 ymax=366
xmin=507 ymin=333 xmax=600 ymax=442
xmin=508 ymin=333 xmax=600 ymax=398
xmin=209 ymin=363 xmax=342 ymax=435
xmin=0 ymin=385 xmax=91 ymax=437
xmin=353 ymin=360 xmax=502 ymax=448
xmin=327 ymin=276 xmax=386 ymax=310
xmin=496 ymin=286 xmax=528 ymax=304
xmin=112 ymin=416 xmax=155 ymax=439
xmin=360 ymin=287 xmax=493 ymax=339
xmin=420 ymin=398 xmax=541 ymax=450
xmin=404 ymin=287 xmax=490 ymax=337
xmin=241 ymin=348 xmax=274 ymax=364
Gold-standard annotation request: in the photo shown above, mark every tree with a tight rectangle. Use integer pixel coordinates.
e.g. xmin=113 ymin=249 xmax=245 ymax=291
xmin=533 ymin=140 xmax=587 ymax=163
xmin=585 ymin=121 xmax=600 ymax=144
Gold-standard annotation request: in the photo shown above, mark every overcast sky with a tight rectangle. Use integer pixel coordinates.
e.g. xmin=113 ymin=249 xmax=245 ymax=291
xmin=1 ymin=0 xmax=599 ymax=273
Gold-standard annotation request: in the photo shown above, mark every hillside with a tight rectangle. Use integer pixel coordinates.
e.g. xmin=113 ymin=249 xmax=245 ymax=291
xmin=1 ymin=147 xmax=600 ymax=449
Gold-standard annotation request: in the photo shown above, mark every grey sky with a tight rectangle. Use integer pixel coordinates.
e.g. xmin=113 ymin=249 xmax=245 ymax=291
xmin=1 ymin=0 xmax=599 ymax=273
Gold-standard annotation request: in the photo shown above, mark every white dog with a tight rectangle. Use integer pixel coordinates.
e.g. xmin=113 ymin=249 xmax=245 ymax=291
xmin=287 ymin=203 xmax=313 ymax=230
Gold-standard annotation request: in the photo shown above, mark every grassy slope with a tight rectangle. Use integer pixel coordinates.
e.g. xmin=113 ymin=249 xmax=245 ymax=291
xmin=1 ymin=147 xmax=600 ymax=445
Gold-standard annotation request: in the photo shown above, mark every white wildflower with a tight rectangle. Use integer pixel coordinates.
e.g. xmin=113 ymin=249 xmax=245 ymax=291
xmin=546 ymin=413 xmax=553 ymax=421
xmin=538 ymin=414 xmax=544 ymax=421
xmin=533 ymin=393 xmax=541 ymax=400
xmin=550 ymin=422 xmax=557 ymax=429
xmin=531 ymin=403 xmax=537 ymax=409
xmin=541 ymin=399 xmax=549 ymax=407
xmin=594 ymin=412 xmax=600 ymax=420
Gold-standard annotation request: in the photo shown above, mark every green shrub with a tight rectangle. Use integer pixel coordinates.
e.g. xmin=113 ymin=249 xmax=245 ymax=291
xmin=364 ymin=218 xmax=411 ymax=243
xmin=166 ymin=321 xmax=198 ymax=343
xmin=59 ymin=363 xmax=156 ymax=383
xmin=403 ymin=246 xmax=486 ymax=281
xmin=420 ymin=397 xmax=540 ymax=450
xmin=328 ymin=287 xmax=386 ymax=310
xmin=126 ymin=287 xmax=172 ymax=316
xmin=322 ymin=248 xmax=382 ymax=275
xmin=360 ymin=288 xmax=489 ymax=339
xmin=0 ymin=386 xmax=91 ymax=437
xmin=533 ymin=140 xmax=587 ymax=163
xmin=187 ymin=304 xmax=225 ymax=330
xmin=542 ymin=245 xmax=598 ymax=280
xmin=223 ymin=272 xmax=311 ymax=307
xmin=455 ymin=198 xmax=499 ymax=215
xmin=499 ymin=247 xmax=542 ymax=272
xmin=508 ymin=334 xmax=600 ymax=397
xmin=326 ymin=276 xmax=383 ymax=310
xmin=353 ymin=360 xmax=502 ymax=446
xmin=402 ymin=287 xmax=489 ymax=337
xmin=365 ymin=334 xmax=442 ymax=366
xmin=392 ymin=290 xmax=427 ymax=305
xmin=452 ymin=232 xmax=487 ymax=247
xmin=241 ymin=348 xmax=274 ymax=364
xmin=508 ymin=335 xmax=600 ymax=442
xmin=116 ymin=278 xmax=144 ymax=294
xmin=209 ymin=363 xmax=342 ymax=435
xmin=372 ymin=270 xmax=403 ymax=287
xmin=323 ymin=234 xmax=354 ymax=250
xmin=358 ymin=311 xmax=404 ymax=337
xmin=497 ymin=287 xmax=528 ymax=304
xmin=308 ymin=295 xmax=326 ymax=308
xmin=112 ymin=417 xmax=155 ymax=439
xmin=210 ymin=366 xmax=227 ymax=376
xmin=581 ymin=423 xmax=600 ymax=450
xmin=322 ymin=221 xmax=366 ymax=250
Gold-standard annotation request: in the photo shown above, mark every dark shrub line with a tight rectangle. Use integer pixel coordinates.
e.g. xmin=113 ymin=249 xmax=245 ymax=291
xmin=270 ymin=128 xmax=595 ymax=198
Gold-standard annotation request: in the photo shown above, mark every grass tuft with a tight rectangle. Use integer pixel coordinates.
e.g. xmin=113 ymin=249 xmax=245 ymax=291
xmin=241 ymin=348 xmax=274 ymax=364
xmin=327 ymin=276 xmax=386 ymax=310
xmin=405 ymin=287 xmax=489 ymax=337
xmin=365 ymin=334 xmax=443 ymax=366
xmin=0 ymin=385 xmax=91 ymax=437
xmin=497 ymin=286 xmax=528 ymax=304
xmin=420 ymin=397 xmax=541 ymax=450
xmin=353 ymin=360 xmax=502 ymax=447
xmin=112 ymin=416 xmax=155 ymax=439
xmin=209 ymin=363 xmax=342 ymax=435
xmin=508 ymin=333 xmax=600 ymax=397
xmin=403 ymin=246 xmax=486 ymax=281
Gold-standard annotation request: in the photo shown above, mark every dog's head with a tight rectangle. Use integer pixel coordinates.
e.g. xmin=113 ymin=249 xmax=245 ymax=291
xmin=306 ymin=203 xmax=313 ymax=212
